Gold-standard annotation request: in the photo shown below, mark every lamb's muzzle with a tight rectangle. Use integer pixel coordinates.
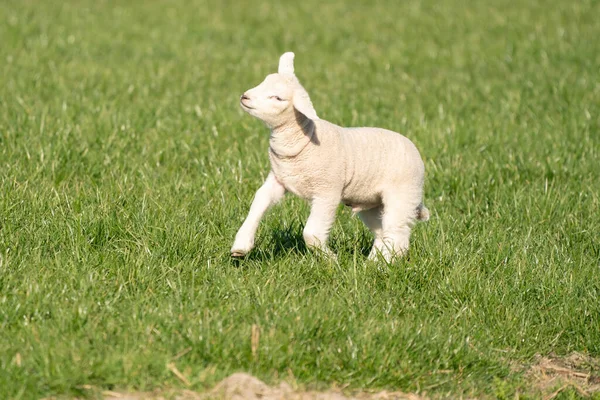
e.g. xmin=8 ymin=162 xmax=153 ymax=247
xmin=231 ymin=52 xmax=429 ymax=262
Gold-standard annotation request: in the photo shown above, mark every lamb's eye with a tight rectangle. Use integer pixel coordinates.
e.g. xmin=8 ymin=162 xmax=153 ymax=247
xmin=270 ymin=95 xmax=284 ymax=101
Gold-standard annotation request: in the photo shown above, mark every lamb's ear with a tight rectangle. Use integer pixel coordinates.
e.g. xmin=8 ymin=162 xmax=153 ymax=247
xmin=278 ymin=52 xmax=295 ymax=75
xmin=279 ymin=52 xmax=319 ymax=120
xmin=293 ymin=81 xmax=319 ymax=120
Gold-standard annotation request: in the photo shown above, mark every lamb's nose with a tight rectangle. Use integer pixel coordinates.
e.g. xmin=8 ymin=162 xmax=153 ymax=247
xmin=241 ymin=94 xmax=249 ymax=101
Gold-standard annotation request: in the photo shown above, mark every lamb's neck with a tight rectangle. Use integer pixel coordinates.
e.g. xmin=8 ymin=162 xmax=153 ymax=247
xmin=269 ymin=115 xmax=315 ymax=158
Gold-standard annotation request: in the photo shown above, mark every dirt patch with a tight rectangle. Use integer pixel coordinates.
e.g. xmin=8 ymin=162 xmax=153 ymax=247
xmin=526 ymin=352 xmax=600 ymax=399
xmin=53 ymin=353 xmax=600 ymax=399
xmin=101 ymin=373 xmax=423 ymax=400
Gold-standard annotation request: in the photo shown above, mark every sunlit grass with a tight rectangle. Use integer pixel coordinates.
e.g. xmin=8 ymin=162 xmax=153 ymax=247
xmin=1 ymin=0 xmax=599 ymax=398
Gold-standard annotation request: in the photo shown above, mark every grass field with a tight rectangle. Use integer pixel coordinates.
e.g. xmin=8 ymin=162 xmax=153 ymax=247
xmin=1 ymin=0 xmax=600 ymax=398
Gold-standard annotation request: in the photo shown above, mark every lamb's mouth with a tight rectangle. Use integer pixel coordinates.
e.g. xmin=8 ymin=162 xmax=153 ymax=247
xmin=240 ymin=100 xmax=254 ymax=110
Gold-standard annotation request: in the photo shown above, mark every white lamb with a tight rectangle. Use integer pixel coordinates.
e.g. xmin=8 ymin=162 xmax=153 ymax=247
xmin=231 ymin=52 xmax=429 ymax=262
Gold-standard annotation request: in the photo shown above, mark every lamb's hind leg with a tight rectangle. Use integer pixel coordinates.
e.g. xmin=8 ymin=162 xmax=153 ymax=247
xmin=358 ymin=206 xmax=385 ymax=260
xmin=380 ymin=189 xmax=421 ymax=262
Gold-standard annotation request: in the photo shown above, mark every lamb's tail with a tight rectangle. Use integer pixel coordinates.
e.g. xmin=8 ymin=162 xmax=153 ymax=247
xmin=416 ymin=203 xmax=430 ymax=222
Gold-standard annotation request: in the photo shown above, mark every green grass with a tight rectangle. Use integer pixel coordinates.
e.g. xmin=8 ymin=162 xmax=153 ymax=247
xmin=1 ymin=0 xmax=599 ymax=398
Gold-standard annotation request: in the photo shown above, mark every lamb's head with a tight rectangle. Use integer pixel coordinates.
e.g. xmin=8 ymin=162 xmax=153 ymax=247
xmin=240 ymin=52 xmax=318 ymax=128
xmin=240 ymin=73 xmax=296 ymax=126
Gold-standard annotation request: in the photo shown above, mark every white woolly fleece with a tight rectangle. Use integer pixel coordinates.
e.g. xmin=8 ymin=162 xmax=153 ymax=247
xmin=232 ymin=52 xmax=428 ymax=262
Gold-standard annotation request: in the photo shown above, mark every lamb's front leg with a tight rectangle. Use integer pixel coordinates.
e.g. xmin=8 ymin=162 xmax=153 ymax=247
xmin=231 ymin=172 xmax=286 ymax=257
xmin=303 ymin=196 xmax=340 ymax=258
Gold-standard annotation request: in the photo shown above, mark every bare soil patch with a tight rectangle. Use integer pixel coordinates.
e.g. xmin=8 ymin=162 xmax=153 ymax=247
xmin=526 ymin=352 xmax=600 ymax=399
xmin=101 ymin=373 xmax=423 ymax=400
xmin=58 ymin=353 xmax=600 ymax=399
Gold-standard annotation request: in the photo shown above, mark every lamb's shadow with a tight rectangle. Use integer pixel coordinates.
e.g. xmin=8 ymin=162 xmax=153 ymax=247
xmin=231 ymin=223 xmax=374 ymax=265
xmin=242 ymin=225 xmax=309 ymax=263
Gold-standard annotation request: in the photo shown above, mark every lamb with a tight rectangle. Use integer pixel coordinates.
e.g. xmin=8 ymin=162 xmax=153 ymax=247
xmin=231 ymin=52 xmax=429 ymax=262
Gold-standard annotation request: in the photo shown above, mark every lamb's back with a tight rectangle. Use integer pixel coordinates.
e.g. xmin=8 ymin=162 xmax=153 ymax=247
xmin=339 ymin=126 xmax=425 ymax=198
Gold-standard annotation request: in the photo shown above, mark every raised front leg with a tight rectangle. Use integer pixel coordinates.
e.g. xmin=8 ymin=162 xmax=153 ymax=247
xmin=231 ymin=172 xmax=286 ymax=257
xmin=303 ymin=196 xmax=340 ymax=257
